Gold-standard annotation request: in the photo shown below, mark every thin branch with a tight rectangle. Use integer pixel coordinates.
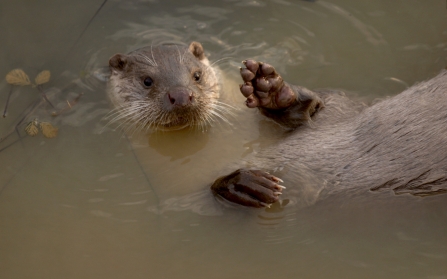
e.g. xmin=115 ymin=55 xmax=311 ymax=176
xmin=51 ymin=92 xmax=84 ymax=117
xmin=3 ymin=85 xmax=14 ymax=118
xmin=36 ymin=85 xmax=55 ymax=108
xmin=125 ymin=134 xmax=160 ymax=207
xmin=0 ymin=98 xmax=43 ymax=144
xmin=64 ymin=0 xmax=109 ymax=60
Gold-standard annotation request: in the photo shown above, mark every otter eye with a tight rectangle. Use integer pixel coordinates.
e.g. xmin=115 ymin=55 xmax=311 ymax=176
xmin=143 ymin=77 xmax=153 ymax=87
xmin=193 ymin=71 xmax=202 ymax=82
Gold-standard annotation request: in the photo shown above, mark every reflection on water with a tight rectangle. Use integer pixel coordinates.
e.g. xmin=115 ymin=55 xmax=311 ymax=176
xmin=1 ymin=0 xmax=447 ymax=278
xmin=147 ymin=130 xmax=209 ymax=160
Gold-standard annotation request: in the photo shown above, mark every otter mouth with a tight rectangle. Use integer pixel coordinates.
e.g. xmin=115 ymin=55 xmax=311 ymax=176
xmin=156 ymin=116 xmax=192 ymax=131
xmin=157 ymin=123 xmax=190 ymax=131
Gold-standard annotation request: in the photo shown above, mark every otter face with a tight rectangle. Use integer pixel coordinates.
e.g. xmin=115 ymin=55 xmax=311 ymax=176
xmin=107 ymin=42 xmax=221 ymax=132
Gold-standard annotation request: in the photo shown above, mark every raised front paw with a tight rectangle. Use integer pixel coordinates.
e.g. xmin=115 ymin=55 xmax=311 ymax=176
xmin=239 ymin=59 xmax=297 ymax=110
xmin=211 ymin=169 xmax=285 ymax=208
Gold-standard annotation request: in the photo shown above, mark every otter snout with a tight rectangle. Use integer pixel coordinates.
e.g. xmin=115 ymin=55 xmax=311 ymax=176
xmin=164 ymin=87 xmax=194 ymax=109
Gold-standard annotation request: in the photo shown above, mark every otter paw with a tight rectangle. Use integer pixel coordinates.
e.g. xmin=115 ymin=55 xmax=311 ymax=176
xmin=211 ymin=169 xmax=285 ymax=208
xmin=240 ymin=59 xmax=297 ymax=110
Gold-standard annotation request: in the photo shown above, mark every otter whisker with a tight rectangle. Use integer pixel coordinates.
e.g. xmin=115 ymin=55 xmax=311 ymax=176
xmin=103 ymin=104 xmax=149 ymax=127
xmin=213 ymin=100 xmax=239 ymax=110
xmin=150 ymin=44 xmax=158 ymax=67
xmin=176 ymin=45 xmax=184 ymax=64
xmin=202 ymin=112 xmax=215 ymax=127
xmin=209 ymin=110 xmax=233 ymax=126
xmin=105 ymin=104 xmax=146 ymax=121
xmin=210 ymin=57 xmax=233 ymax=67
xmin=137 ymin=54 xmax=157 ymax=67
xmin=104 ymin=102 xmax=153 ymax=132
xmin=154 ymin=110 xmax=170 ymax=131
xmin=205 ymin=109 xmax=225 ymax=131
xmin=198 ymin=117 xmax=206 ymax=132
xmin=143 ymin=115 xmax=156 ymax=134
xmin=124 ymin=108 xmax=148 ymax=134
xmin=114 ymin=111 xmax=144 ymax=133
xmin=103 ymin=105 xmax=134 ymax=120
xmin=211 ymin=103 xmax=237 ymax=118
xmin=142 ymin=109 xmax=163 ymax=131
xmin=142 ymin=109 xmax=165 ymax=132
xmin=201 ymin=108 xmax=219 ymax=127
xmin=180 ymin=46 xmax=189 ymax=65
xmin=196 ymin=111 xmax=211 ymax=132
xmin=193 ymin=107 xmax=209 ymax=126
xmin=102 ymin=108 xmax=138 ymax=132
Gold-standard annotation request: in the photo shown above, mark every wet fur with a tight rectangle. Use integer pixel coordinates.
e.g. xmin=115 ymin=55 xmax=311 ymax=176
xmin=255 ymin=70 xmax=447 ymax=198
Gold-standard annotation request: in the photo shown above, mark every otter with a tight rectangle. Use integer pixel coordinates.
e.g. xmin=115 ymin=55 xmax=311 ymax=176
xmin=108 ymin=42 xmax=447 ymax=209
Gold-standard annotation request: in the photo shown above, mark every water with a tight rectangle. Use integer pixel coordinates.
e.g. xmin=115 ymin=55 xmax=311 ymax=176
xmin=1 ymin=0 xmax=446 ymax=278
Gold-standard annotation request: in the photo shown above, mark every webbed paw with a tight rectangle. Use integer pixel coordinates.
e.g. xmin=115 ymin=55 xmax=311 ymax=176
xmin=211 ymin=169 xmax=285 ymax=208
xmin=240 ymin=60 xmax=297 ymax=110
xmin=239 ymin=59 xmax=324 ymax=128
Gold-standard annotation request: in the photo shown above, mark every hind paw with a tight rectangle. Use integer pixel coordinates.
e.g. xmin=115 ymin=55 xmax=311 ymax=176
xmin=211 ymin=169 xmax=285 ymax=208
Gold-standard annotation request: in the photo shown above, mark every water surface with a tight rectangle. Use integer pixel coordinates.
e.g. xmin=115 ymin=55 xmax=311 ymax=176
xmin=0 ymin=0 xmax=446 ymax=278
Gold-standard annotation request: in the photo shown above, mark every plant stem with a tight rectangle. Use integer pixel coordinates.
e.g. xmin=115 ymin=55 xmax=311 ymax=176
xmin=3 ymin=86 xmax=14 ymax=118
xmin=37 ymin=85 xmax=55 ymax=108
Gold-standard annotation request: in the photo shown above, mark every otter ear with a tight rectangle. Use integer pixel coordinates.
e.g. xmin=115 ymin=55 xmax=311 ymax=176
xmin=188 ymin=41 xmax=206 ymax=61
xmin=109 ymin=53 xmax=129 ymax=72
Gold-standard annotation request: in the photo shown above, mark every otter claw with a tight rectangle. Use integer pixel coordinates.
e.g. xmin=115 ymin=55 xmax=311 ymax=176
xmin=211 ymin=169 xmax=285 ymax=208
xmin=276 ymin=185 xmax=286 ymax=189
xmin=260 ymin=202 xmax=272 ymax=208
xmin=246 ymin=96 xmax=259 ymax=108
xmin=271 ymin=176 xmax=284 ymax=184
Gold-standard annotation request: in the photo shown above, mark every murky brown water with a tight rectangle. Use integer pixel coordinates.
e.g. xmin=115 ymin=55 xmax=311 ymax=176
xmin=1 ymin=0 xmax=447 ymax=278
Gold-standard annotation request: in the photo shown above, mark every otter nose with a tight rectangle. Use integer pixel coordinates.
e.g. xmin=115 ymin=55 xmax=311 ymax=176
xmin=166 ymin=88 xmax=193 ymax=107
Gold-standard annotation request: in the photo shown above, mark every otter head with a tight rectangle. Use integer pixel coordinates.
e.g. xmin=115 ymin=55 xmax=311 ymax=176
xmin=107 ymin=42 xmax=220 ymax=131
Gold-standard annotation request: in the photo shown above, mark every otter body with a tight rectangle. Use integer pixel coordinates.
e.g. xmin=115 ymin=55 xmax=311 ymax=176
xmin=252 ymin=70 xmax=447 ymax=198
xmin=107 ymin=43 xmax=447 ymax=208
xmin=213 ymin=61 xmax=447 ymax=207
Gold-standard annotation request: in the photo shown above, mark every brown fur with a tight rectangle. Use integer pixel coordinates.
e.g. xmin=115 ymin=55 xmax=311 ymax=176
xmin=212 ymin=64 xmax=447 ymax=207
xmin=254 ymin=70 xmax=447 ymax=199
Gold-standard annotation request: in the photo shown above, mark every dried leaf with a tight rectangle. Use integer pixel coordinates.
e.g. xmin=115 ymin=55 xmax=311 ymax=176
xmin=35 ymin=70 xmax=51 ymax=85
xmin=6 ymin=69 xmax=31 ymax=86
xmin=25 ymin=119 xmax=39 ymax=136
xmin=40 ymin=122 xmax=58 ymax=138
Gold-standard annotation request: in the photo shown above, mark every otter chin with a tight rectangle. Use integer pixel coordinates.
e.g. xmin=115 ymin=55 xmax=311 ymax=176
xmin=106 ymin=42 xmax=222 ymax=132
xmin=156 ymin=118 xmax=190 ymax=131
